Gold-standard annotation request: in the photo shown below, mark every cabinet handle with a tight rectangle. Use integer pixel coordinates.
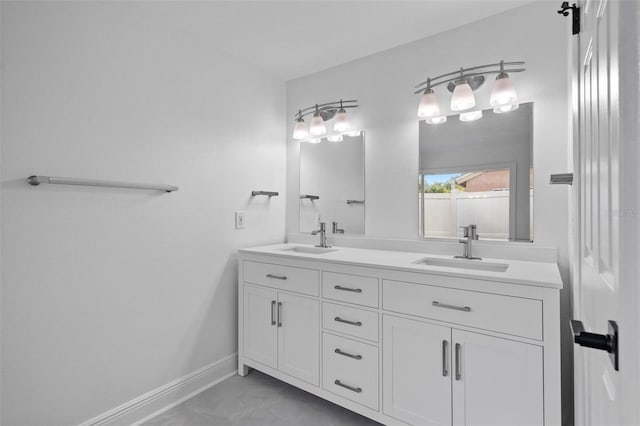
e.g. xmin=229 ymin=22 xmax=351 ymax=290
xmin=455 ymin=343 xmax=462 ymax=380
xmin=432 ymin=301 xmax=472 ymax=312
xmin=334 ymin=380 xmax=362 ymax=393
xmin=271 ymin=300 xmax=276 ymax=325
xmin=442 ymin=340 xmax=449 ymax=377
xmin=334 ymin=348 xmax=362 ymax=360
xmin=334 ymin=317 xmax=362 ymax=327
xmin=334 ymin=285 xmax=362 ymax=293
xmin=277 ymin=302 xmax=283 ymax=327
xmin=266 ymin=274 xmax=287 ymax=280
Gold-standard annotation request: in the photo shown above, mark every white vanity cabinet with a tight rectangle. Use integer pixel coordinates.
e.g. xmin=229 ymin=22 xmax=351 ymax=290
xmin=241 ymin=261 xmax=321 ymax=386
xmin=238 ymin=245 xmax=562 ymax=426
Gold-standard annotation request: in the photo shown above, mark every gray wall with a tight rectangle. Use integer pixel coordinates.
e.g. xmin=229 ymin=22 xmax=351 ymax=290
xmin=1 ymin=2 xmax=286 ymax=424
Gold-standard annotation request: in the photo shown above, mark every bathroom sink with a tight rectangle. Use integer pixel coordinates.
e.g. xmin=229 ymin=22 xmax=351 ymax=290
xmin=280 ymin=246 xmax=338 ymax=254
xmin=414 ymin=257 xmax=509 ymax=272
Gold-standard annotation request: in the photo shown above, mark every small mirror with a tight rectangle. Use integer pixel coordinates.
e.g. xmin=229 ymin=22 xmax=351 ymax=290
xmin=419 ymin=103 xmax=533 ymax=242
xmin=299 ymin=132 xmax=365 ymax=234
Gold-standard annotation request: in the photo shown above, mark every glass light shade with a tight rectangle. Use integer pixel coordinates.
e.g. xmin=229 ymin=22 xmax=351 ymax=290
xmin=417 ymin=89 xmax=440 ymax=118
xmin=309 ymin=114 xmax=326 ymax=136
xmin=308 ymin=138 xmax=321 ymax=144
xmin=493 ymin=103 xmax=520 ymax=114
xmin=333 ymin=109 xmax=351 ymax=132
xmin=327 ymin=134 xmax=343 ymax=143
xmin=450 ymin=82 xmax=476 ymax=111
xmin=292 ymin=119 xmax=309 ymax=140
xmin=459 ymin=110 xmax=483 ymax=122
xmin=425 ymin=116 xmax=447 ymax=125
xmin=490 ymin=73 xmax=518 ymax=106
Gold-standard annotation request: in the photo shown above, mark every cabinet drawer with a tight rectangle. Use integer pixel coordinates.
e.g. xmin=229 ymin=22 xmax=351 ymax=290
xmin=383 ymin=280 xmax=542 ymax=340
xmin=322 ymin=333 xmax=379 ymax=410
xmin=243 ymin=261 xmax=319 ymax=296
xmin=322 ymin=272 xmax=379 ymax=308
xmin=322 ymin=302 xmax=379 ymax=342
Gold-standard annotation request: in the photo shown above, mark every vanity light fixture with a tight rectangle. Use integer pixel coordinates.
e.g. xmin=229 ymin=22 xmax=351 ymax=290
xmin=309 ymin=107 xmax=327 ymax=136
xmin=326 ymin=134 xmax=344 ymax=143
xmin=414 ymin=60 xmax=525 ymax=124
xmin=459 ymin=110 xmax=483 ymax=122
xmin=291 ymin=99 xmax=358 ymax=141
xmin=426 ymin=116 xmax=447 ymax=125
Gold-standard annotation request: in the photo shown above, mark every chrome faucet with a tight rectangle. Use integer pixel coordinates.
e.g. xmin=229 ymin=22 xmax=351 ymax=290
xmin=456 ymin=225 xmax=481 ymax=260
xmin=332 ymin=221 xmax=344 ymax=234
xmin=311 ymin=222 xmax=330 ymax=248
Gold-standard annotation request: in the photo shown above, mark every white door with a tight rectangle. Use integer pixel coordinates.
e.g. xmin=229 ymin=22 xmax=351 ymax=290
xmin=277 ymin=292 xmax=320 ymax=385
xmin=243 ymin=285 xmax=278 ymax=369
xmin=382 ymin=315 xmax=451 ymax=425
xmin=572 ymin=1 xmax=640 ymax=425
xmin=451 ymin=330 xmax=543 ymax=426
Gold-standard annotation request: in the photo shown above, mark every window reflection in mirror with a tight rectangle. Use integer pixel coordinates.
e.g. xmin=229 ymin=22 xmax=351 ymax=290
xmin=419 ymin=169 xmax=533 ymax=241
xmin=419 ymin=102 xmax=533 ymax=242
xmin=299 ymin=132 xmax=365 ymax=235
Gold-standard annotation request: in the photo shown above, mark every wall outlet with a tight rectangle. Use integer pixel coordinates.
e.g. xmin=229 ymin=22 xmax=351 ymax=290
xmin=235 ymin=211 xmax=247 ymax=229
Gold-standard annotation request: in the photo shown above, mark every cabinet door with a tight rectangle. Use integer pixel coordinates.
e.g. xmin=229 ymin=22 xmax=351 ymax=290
xmin=243 ymin=285 xmax=278 ymax=369
xmin=383 ymin=315 xmax=452 ymax=425
xmin=452 ymin=330 xmax=543 ymax=426
xmin=277 ymin=292 xmax=320 ymax=385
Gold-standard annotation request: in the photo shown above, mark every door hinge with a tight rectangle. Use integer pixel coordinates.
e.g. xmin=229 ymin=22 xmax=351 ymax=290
xmin=557 ymin=2 xmax=581 ymax=35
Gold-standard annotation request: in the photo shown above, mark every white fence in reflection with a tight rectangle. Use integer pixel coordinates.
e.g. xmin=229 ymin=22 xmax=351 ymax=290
xmin=422 ymin=190 xmax=533 ymax=240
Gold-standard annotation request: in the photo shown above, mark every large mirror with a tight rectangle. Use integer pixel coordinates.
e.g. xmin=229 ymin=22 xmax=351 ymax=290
xmin=419 ymin=102 xmax=533 ymax=242
xmin=299 ymin=132 xmax=365 ymax=234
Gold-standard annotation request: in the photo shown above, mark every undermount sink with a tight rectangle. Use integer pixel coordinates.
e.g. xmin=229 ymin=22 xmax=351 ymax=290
xmin=414 ymin=256 xmax=509 ymax=272
xmin=280 ymin=246 xmax=338 ymax=254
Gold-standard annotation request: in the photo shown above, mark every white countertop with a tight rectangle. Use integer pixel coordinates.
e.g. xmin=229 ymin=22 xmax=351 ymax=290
xmin=239 ymin=243 xmax=563 ymax=289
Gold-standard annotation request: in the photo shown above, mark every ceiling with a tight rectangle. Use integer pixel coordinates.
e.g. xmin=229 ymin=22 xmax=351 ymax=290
xmin=140 ymin=1 xmax=538 ymax=81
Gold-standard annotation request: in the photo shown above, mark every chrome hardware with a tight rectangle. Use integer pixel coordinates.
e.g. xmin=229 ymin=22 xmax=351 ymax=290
xmin=271 ymin=300 xmax=276 ymax=326
xmin=442 ymin=340 xmax=449 ymax=377
xmin=334 ymin=348 xmax=362 ymax=360
xmin=432 ymin=301 xmax=472 ymax=312
xmin=346 ymin=199 xmax=365 ymax=205
xmin=550 ymin=173 xmax=574 ymax=185
xmin=27 ymin=175 xmax=178 ymax=192
xmin=334 ymin=380 xmax=362 ymax=393
xmin=334 ymin=317 xmax=362 ymax=327
xmin=311 ymin=222 xmax=331 ymax=248
xmin=277 ymin=302 xmax=282 ymax=327
xmin=455 ymin=224 xmax=481 ymax=260
xmin=455 ymin=343 xmax=462 ymax=380
xmin=266 ymin=274 xmax=287 ymax=280
xmin=251 ymin=190 xmax=279 ymax=197
xmin=332 ymin=221 xmax=345 ymax=234
xmin=570 ymin=320 xmax=619 ymax=370
xmin=300 ymin=194 xmax=319 ymax=200
xmin=334 ymin=285 xmax=362 ymax=293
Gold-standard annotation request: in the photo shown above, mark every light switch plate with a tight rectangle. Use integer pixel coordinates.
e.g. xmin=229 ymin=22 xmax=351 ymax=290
xmin=235 ymin=211 xmax=247 ymax=229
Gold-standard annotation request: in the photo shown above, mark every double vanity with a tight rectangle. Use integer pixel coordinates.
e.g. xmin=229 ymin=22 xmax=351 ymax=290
xmin=238 ymin=243 xmax=562 ymax=426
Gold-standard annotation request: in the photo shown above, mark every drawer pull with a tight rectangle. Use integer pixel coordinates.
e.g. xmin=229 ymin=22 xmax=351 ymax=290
xmin=334 ymin=317 xmax=362 ymax=327
xmin=334 ymin=380 xmax=362 ymax=393
xmin=334 ymin=348 xmax=362 ymax=360
xmin=432 ymin=301 xmax=472 ymax=312
xmin=334 ymin=285 xmax=362 ymax=293
xmin=266 ymin=274 xmax=287 ymax=280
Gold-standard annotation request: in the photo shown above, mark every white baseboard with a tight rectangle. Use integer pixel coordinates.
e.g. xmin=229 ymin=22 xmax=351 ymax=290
xmin=78 ymin=353 xmax=238 ymax=426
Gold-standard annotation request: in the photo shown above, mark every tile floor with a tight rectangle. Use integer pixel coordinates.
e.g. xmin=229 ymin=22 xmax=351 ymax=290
xmin=144 ymin=370 xmax=382 ymax=426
